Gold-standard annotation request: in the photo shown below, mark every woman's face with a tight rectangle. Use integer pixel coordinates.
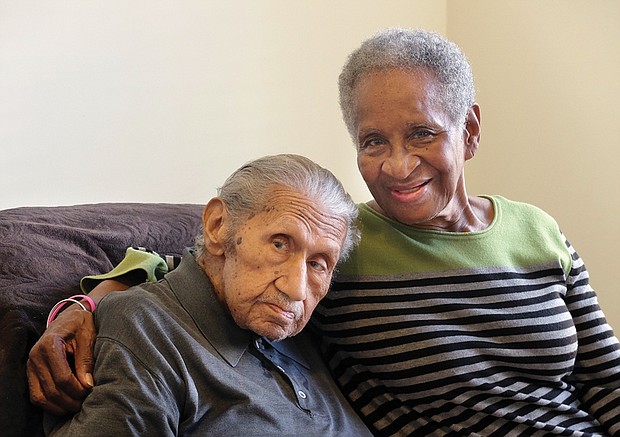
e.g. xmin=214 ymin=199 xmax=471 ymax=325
xmin=352 ymin=68 xmax=479 ymax=230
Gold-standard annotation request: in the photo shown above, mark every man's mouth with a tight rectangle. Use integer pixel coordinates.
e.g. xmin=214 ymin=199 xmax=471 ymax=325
xmin=265 ymin=302 xmax=299 ymax=321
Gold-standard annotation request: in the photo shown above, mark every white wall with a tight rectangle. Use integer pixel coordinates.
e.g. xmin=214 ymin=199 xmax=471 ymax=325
xmin=1 ymin=0 xmax=445 ymax=208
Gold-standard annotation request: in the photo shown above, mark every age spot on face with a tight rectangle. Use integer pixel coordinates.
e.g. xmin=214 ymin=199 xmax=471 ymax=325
xmin=236 ymin=237 xmax=243 ymax=245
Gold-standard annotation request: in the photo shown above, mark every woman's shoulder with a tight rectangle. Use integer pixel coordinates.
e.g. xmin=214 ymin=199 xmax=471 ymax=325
xmin=488 ymin=195 xmax=558 ymax=226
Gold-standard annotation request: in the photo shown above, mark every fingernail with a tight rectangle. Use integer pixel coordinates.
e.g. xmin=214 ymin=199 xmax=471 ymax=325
xmin=85 ymin=373 xmax=94 ymax=388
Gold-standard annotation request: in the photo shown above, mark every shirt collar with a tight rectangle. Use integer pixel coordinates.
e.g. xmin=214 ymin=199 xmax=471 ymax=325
xmin=164 ymin=251 xmax=310 ymax=369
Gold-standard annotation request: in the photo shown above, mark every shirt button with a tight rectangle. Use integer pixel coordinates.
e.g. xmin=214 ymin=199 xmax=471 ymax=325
xmin=254 ymin=339 xmax=261 ymax=349
xmin=297 ymin=390 xmax=307 ymax=399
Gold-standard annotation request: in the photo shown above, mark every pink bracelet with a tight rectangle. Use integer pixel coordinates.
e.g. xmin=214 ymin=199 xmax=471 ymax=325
xmin=46 ymin=294 xmax=97 ymax=328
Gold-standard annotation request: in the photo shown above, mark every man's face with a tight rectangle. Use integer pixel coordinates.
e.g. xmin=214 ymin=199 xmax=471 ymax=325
xmin=218 ymin=186 xmax=346 ymax=341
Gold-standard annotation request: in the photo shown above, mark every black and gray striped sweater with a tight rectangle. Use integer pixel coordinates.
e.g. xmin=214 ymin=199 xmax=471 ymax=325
xmin=314 ymin=196 xmax=620 ymax=436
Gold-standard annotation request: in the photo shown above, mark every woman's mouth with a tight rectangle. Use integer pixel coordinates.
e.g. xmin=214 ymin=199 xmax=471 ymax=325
xmin=390 ymin=180 xmax=430 ymax=202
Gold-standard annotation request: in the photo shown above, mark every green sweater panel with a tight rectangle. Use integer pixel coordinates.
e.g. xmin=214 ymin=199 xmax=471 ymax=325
xmin=338 ymin=195 xmax=572 ymax=277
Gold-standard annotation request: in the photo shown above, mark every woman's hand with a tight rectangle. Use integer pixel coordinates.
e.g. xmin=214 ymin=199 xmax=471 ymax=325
xmin=26 ymin=279 xmax=130 ymax=415
xmin=27 ymin=305 xmax=96 ymax=415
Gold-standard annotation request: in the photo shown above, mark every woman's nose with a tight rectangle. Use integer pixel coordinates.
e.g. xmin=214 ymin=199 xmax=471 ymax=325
xmin=381 ymin=147 xmax=419 ymax=180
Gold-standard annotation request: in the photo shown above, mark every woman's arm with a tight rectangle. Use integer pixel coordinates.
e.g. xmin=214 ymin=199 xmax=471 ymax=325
xmin=27 ymin=248 xmax=172 ymax=415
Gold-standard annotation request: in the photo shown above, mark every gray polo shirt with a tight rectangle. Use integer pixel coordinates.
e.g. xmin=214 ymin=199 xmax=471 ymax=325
xmin=46 ymin=253 xmax=370 ymax=436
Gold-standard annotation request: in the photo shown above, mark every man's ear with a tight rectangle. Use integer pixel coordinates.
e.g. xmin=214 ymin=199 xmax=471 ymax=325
xmin=201 ymin=198 xmax=229 ymax=256
xmin=464 ymin=103 xmax=481 ymax=161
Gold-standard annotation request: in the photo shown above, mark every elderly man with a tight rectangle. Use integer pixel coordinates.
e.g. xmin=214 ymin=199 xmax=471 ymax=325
xmin=40 ymin=154 xmax=369 ymax=436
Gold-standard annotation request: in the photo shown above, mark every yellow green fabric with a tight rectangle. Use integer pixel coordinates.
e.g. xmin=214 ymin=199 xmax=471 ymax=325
xmin=80 ymin=247 xmax=168 ymax=293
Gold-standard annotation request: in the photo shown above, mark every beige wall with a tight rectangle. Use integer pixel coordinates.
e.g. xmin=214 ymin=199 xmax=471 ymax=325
xmin=448 ymin=1 xmax=620 ymax=330
xmin=2 ymin=1 xmax=619 ymax=327
xmin=1 ymin=0 xmax=445 ymax=208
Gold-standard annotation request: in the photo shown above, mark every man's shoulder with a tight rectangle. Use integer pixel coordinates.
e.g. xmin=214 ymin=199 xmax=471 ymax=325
xmin=96 ymin=281 xmax=173 ymax=327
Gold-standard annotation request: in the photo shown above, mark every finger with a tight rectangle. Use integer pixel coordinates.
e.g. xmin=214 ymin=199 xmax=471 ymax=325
xmin=49 ymin=337 xmax=92 ymax=400
xmin=28 ymin=365 xmax=77 ymax=415
xmin=31 ymin=334 xmax=89 ymax=409
xmin=27 ymin=348 xmax=82 ymax=415
xmin=26 ymin=356 xmax=47 ymax=408
xmin=71 ymin=313 xmax=96 ymax=390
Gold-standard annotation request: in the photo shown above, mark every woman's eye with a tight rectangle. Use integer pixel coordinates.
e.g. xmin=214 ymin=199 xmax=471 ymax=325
xmin=359 ymin=137 xmax=385 ymax=149
xmin=412 ymin=129 xmax=434 ymax=140
xmin=410 ymin=129 xmax=445 ymax=145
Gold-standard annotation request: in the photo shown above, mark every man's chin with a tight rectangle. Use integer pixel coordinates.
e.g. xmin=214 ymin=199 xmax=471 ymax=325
xmin=252 ymin=322 xmax=300 ymax=341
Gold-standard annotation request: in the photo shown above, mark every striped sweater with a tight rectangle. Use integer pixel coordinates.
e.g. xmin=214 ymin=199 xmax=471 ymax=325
xmin=313 ymin=196 xmax=620 ymax=436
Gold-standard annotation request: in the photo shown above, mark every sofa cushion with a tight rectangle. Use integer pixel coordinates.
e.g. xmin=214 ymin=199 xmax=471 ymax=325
xmin=0 ymin=202 xmax=204 ymax=437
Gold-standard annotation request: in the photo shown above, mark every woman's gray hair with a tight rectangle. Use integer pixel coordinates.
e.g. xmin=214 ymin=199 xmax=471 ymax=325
xmin=195 ymin=154 xmax=360 ymax=262
xmin=339 ymin=28 xmax=476 ymax=144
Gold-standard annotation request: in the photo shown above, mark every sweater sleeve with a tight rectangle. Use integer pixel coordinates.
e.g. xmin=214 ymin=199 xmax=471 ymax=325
xmin=563 ymin=238 xmax=620 ymax=435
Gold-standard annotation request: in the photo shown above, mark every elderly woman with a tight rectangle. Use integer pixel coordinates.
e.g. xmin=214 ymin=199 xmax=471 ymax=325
xmin=312 ymin=28 xmax=620 ymax=436
xmin=29 ymin=29 xmax=620 ymax=436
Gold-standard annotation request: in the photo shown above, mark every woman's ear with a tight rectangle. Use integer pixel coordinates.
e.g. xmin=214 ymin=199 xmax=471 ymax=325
xmin=464 ymin=103 xmax=481 ymax=161
xmin=201 ymin=198 xmax=228 ymax=256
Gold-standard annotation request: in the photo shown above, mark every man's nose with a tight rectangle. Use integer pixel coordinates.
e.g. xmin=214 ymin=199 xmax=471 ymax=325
xmin=275 ymin=258 xmax=308 ymax=302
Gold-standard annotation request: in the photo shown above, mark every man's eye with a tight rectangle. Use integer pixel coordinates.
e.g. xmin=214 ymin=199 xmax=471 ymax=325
xmin=273 ymin=239 xmax=287 ymax=250
xmin=308 ymin=260 xmax=327 ymax=272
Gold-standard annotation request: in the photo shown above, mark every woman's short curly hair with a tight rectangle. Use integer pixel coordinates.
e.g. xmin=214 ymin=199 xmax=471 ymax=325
xmin=338 ymin=28 xmax=476 ymax=145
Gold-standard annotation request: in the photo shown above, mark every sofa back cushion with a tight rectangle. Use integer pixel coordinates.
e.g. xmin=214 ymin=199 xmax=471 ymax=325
xmin=0 ymin=202 xmax=204 ymax=437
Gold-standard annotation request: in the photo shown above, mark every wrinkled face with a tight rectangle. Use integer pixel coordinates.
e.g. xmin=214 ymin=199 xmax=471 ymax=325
xmin=219 ymin=187 xmax=346 ymax=341
xmin=353 ymin=68 xmax=478 ymax=228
